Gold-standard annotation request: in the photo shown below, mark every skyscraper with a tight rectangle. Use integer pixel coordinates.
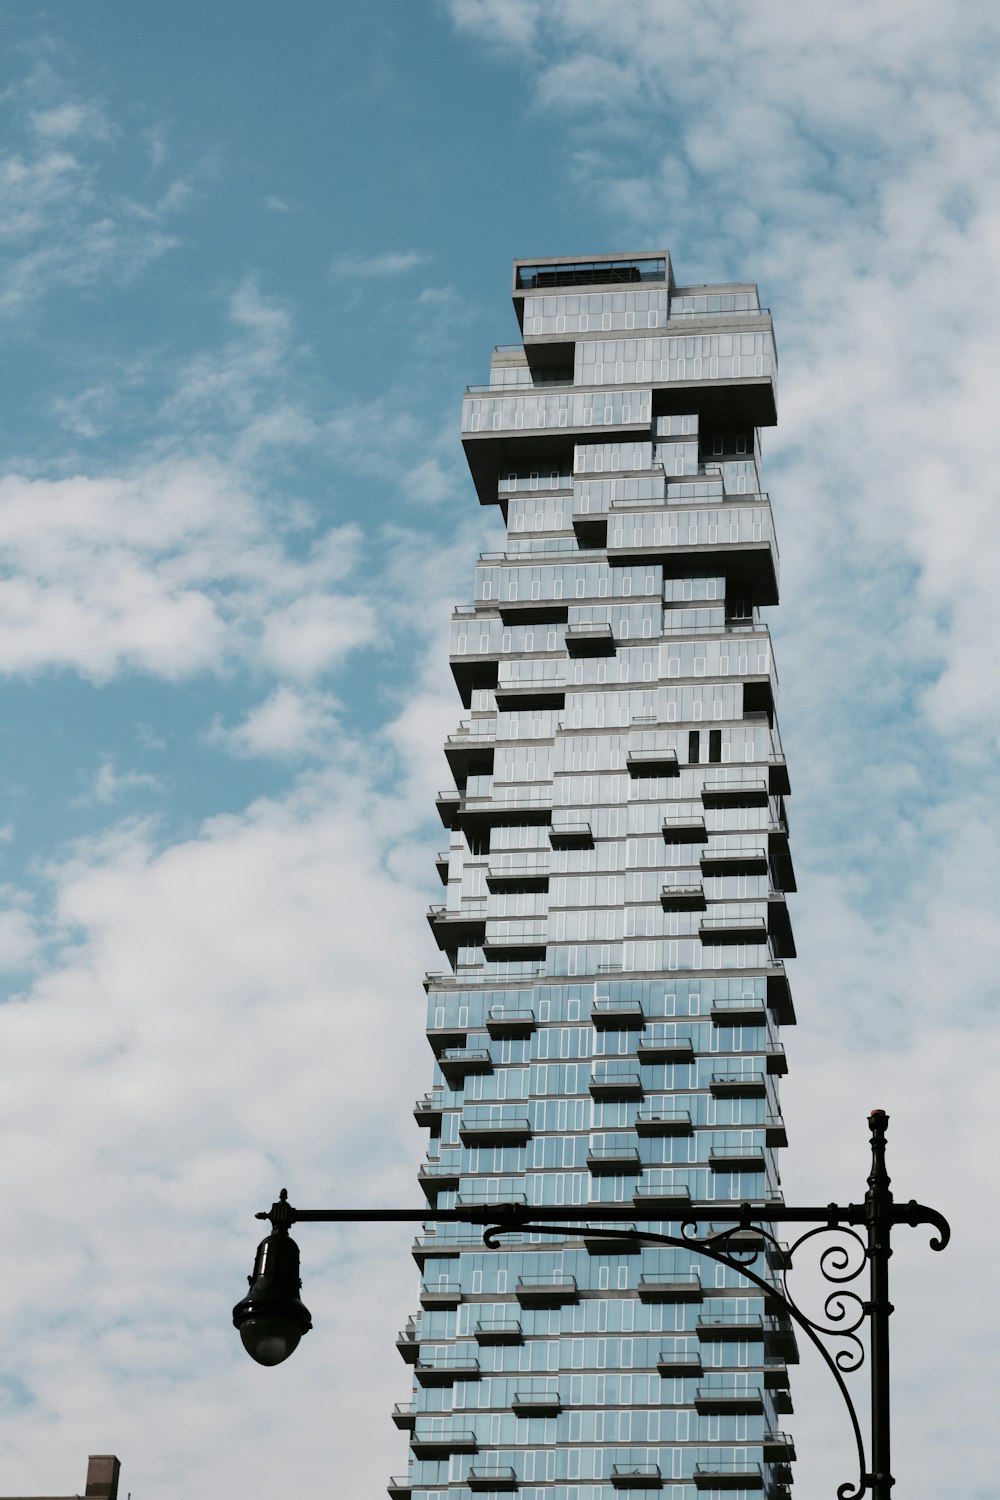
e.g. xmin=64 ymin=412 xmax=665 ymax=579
xmin=394 ymin=252 xmax=796 ymax=1500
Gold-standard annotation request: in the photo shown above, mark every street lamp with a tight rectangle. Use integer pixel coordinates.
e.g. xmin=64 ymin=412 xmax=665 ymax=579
xmin=234 ymin=1110 xmax=949 ymax=1500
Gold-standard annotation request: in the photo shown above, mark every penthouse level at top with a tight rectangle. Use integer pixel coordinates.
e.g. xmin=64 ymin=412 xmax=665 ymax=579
xmin=462 ymin=251 xmax=776 ymax=506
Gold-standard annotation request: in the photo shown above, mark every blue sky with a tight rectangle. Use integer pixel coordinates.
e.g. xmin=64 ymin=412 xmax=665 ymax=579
xmin=0 ymin=3 xmax=997 ymax=1496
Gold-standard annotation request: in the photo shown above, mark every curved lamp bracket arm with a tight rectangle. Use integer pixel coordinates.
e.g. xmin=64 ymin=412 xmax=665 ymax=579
xmin=483 ymin=1216 xmax=870 ymax=1500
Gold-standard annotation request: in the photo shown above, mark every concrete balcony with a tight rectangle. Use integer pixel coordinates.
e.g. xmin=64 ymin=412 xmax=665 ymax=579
xmin=417 ymin=1162 xmax=461 ymax=1202
xmin=611 ymin=1464 xmax=662 ymax=1489
xmin=392 ymin=1403 xmax=415 ymax=1430
xmin=516 ymin=1274 xmax=578 ymax=1306
xmin=549 ymin=819 xmax=594 ymax=848
xmin=636 ymin=1029 xmax=695 ymax=1063
xmin=633 ymin=1180 xmax=691 ymax=1211
xmin=590 ymin=1066 xmax=643 ymax=1100
xmin=660 ymin=883 xmax=706 ymax=911
xmin=696 ymin=1312 xmax=764 ymax=1340
xmin=710 ymin=1069 xmax=767 ymax=1098
xmin=693 ymin=1461 xmax=763 ymax=1489
xmin=474 ymin=1317 xmax=523 ymax=1344
xmin=638 ymin=1271 xmax=703 ymax=1303
xmin=710 ymin=993 xmax=767 ymax=1023
xmin=414 ymin=1352 xmax=481 ymax=1386
xmin=427 ymin=905 xmax=487 ymax=950
xmin=586 ymin=1143 xmax=642 ymax=1174
xmin=413 ymin=1090 xmax=444 ymax=1128
xmin=409 ymin=1426 xmax=478 ymax=1457
xmin=565 ymin=623 xmax=615 ymax=657
xmin=486 ymin=860 xmax=549 ymax=893
xmin=511 ymin=1385 xmax=562 ymax=1415
xmin=419 ymin=1278 xmax=462 ymax=1308
xmin=591 ymin=997 xmax=645 ymax=1029
xmin=656 ymin=1347 xmax=702 ymax=1376
xmin=699 ymin=844 xmax=768 ymax=874
xmin=626 ymin=747 xmax=679 ymax=777
xmin=468 ymin=1466 xmax=518 ymax=1491
xmin=661 ymin=813 xmax=708 ymax=843
xmin=439 ymin=1046 xmax=494 ymax=1080
xmin=701 ymin=775 xmax=770 ymax=808
xmin=694 ymin=1383 xmax=764 ymax=1414
xmin=709 ymin=1145 xmax=767 ymax=1172
xmin=486 ymin=1006 xmax=537 ymax=1038
xmin=635 ymin=1105 xmax=693 ymax=1136
xmin=699 ymin=914 xmax=768 ymax=945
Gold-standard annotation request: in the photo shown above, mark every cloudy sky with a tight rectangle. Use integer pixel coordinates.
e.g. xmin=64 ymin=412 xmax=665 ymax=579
xmin=0 ymin=2 xmax=996 ymax=1496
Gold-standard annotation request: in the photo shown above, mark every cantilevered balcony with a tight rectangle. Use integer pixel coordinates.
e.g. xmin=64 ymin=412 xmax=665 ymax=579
xmin=709 ymin=1145 xmax=767 ymax=1172
xmin=468 ymin=1467 xmax=518 ymax=1491
xmin=699 ymin=844 xmax=769 ymax=874
xmin=694 ymin=1382 xmax=764 ymax=1414
xmin=662 ymin=812 xmax=708 ymax=843
xmin=656 ymin=1338 xmax=702 ymax=1377
xmin=767 ymin=1041 xmax=788 ymax=1075
xmin=436 ymin=788 xmax=462 ymax=827
xmin=414 ymin=1351 xmax=481 ymax=1386
xmin=693 ymin=1461 xmax=763 ymax=1489
xmin=660 ymin=883 xmax=706 ymax=911
xmin=511 ymin=1384 xmax=562 ymax=1415
xmin=699 ymin=914 xmax=768 ymax=945
xmin=634 ymin=1178 xmax=691 ymax=1212
xmin=635 ymin=1104 xmax=693 ymax=1136
xmin=474 ymin=1316 xmax=523 ymax=1344
xmin=767 ymin=893 xmax=796 ymax=958
xmin=636 ymin=1028 xmax=695 ymax=1063
xmin=409 ymin=1426 xmax=478 ymax=1457
xmin=417 ymin=1162 xmax=461 ymax=1201
xmin=458 ymin=1110 xmax=530 ymax=1140
xmin=710 ymin=992 xmax=767 ymax=1024
xmin=392 ymin=1403 xmax=415 ymax=1430
xmin=610 ymin=1464 xmax=662 ymax=1489
xmin=590 ymin=1063 xmax=643 ymax=1100
xmin=565 ymin=623 xmax=616 ymax=656
xmin=626 ymin=747 xmax=679 ymax=777
xmin=427 ymin=904 xmax=488 ymax=950
xmin=486 ymin=858 xmax=549 ymax=893
xmin=387 ymin=1476 xmax=411 ymax=1499
xmin=591 ymin=997 xmax=645 ymax=1029
xmin=516 ymin=1274 xmax=579 ymax=1306
xmin=701 ymin=775 xmax=770 ymax=808
xmin=438 ymin=1046 xmax=494 ymax=1080
xmin=587 ymin=1142 xmax=642 ymax=1174
xmin=419 ymin=1278 xmax=462 ymax=1308
xmin=396 ymin=1319 xmax=419 ymax=1363
xmin=549 ymin=818 xmax=594 ymax=848
xmin=710 ymin=1068 xmax=767 ymax=1098
xmin=486 ymin=1005 xmax=537 ymax=1039
xmin=413 ymin=1090 xmax=444 ymax=1128
xmin=696 ymin=1312 xmax=764 ymax=1340
xmin=638 ymin=1271 xmax=703 ymax=1303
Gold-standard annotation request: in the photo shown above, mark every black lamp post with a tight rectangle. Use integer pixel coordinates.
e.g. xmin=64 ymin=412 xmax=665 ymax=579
xmin=234 ymin=1110 xmax=948 ymax=1500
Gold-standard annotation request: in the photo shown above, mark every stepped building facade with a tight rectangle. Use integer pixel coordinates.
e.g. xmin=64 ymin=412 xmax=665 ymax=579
xmin=393 ymin=252 xmax=797 ymax=1500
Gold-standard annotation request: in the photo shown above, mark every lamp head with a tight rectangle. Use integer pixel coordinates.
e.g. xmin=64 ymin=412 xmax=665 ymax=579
xmin=233 ymin=1226 xmax=313 ymax=1366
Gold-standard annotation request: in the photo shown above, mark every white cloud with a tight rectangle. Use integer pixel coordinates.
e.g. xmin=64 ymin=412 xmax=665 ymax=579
xmin=76 ymin=757 xmax=164 ymax=806
xmin=208 ymin=687 xmax=341 ymax=759
xmin=0 ymin=71 xmax=185 ymax=315
xmin=0 ymin=462 xmax=375 ymax=681
xmin=330 ymin=249 xmax=429 ymax=279
xmin=0 ymin=760 xmax=435 ymax=1493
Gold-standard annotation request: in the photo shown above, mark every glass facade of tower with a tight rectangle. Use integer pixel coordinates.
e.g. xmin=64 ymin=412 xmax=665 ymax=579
xmin=392 ymin=253 xmax=796 ymax=1500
